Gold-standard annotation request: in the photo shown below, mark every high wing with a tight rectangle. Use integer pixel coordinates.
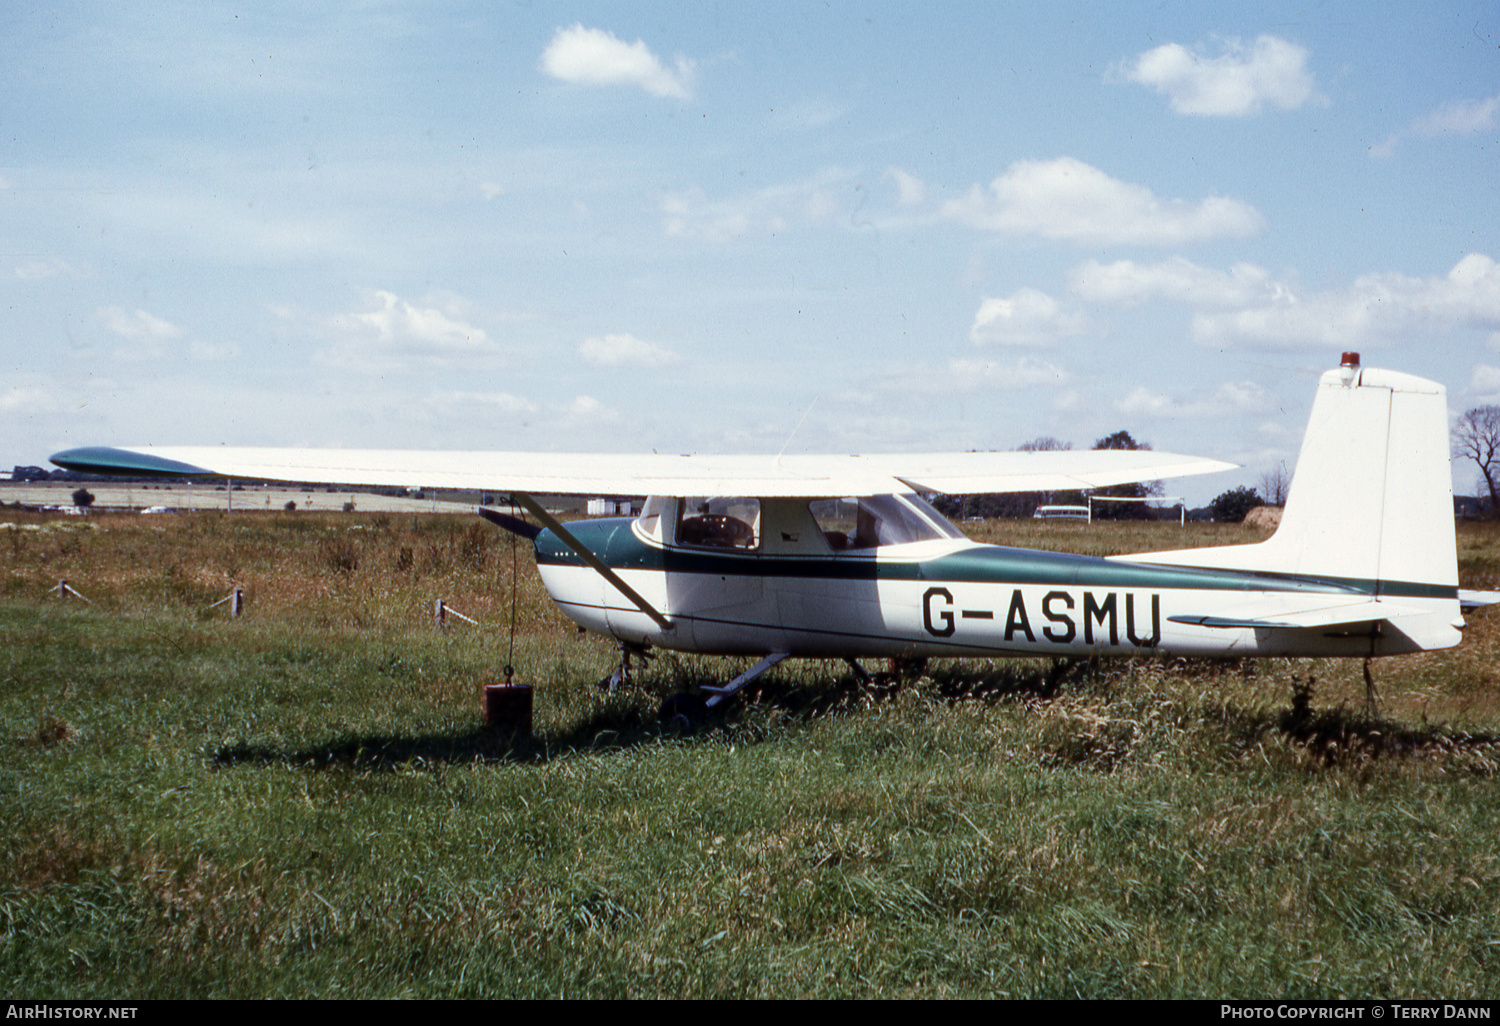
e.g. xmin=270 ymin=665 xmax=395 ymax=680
xmin=48 ymin=444 xmax=1235 ymax=497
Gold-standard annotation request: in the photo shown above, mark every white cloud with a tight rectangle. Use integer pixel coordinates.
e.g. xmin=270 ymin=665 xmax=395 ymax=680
xmin=1193 ymin=253 xmax=1500 ymax=350
xmin=320 ymin=290 xmax=499 ymax=369
xmin=0 ymin=385 xmax=57 ymax=415
xmin=1120 ymin=35 xmax=1323 ymax=117
xmin=663 ymin=189 xmax=744 ymax=243
xmin=15 ymin=256 xmax=83 ymax=281
xmin=1116 ymin=380 xmax=1271 ymax=419
xmin=99 ymin=306 xmax=181 ymax=340
xmin=578 ymin=333 xmax=677 ymax=367
xmin=1371 ymin=93 xmax=1500 ymax=158
xmin=541 ymin=24 xmax=694 ymax=99
xmin=1115 ymin=387 xmax=1175 ymax=418
xmin=188 ymin=340 xmax=241 ymax=361
xmin=769 ymin=96 xmax=849 ymax=131
xmin=661 ymin=188 xmax=754 ymax=242
xmin=1414 ymin=94 xmax=1500 ymax=136
xmin=1466 ymin=365 xmax=1500 ymax=405
xmin=1066 ymin=253 xmax=1500 ymax=352
xmin=97 ymin=306 xmax=182 ymax=362
xmin=1069 ymin=257 xmax=1282 ymax=308
xmin=941 ymin=157 xmax=1263 ymax=246
xmin=866 ymin=355 xmax=1072 ymax=397
xmin=565 ymin=395 xmax=607 ymax=418
xmin=946 ymin=356 xmax=1071 ymax=389
xmin=661 ymin=168 xmax=857 ymax=242
xmin=343 ymin=291 xmax=489 ymax=350
xmin=419 ymin=390 xmax=614 ymax=427
xmin=969 ymin=288 xmax=1089 ymax=347
xmin=887 ymin=167 xmax=926 ymax=206
xmin=444 ymin=391 xmax=541 ymax=417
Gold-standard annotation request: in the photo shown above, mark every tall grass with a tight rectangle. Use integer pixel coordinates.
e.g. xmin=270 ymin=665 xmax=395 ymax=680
xmin=2 ymin=511 xmax=1498 ymax=997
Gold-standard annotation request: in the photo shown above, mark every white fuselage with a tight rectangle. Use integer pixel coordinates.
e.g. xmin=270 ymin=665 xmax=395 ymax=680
xmin=536 ymin=506 xmax=1461 ymax=661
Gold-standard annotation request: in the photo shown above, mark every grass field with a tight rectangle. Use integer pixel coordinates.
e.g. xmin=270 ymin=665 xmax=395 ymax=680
xmin=3 ymin=509 xmax=1499 ymax=998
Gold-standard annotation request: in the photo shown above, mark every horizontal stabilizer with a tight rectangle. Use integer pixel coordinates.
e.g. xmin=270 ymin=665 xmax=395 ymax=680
xmin=1460 ymin=589 xmax=1500 ymax=613
xmin=1171 ymin=616 xmax=1320 ymax=630
xmin=1169 ymin=600 xmax=1427 ymax=631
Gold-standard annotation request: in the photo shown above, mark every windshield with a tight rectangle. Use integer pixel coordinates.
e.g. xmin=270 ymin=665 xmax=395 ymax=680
xmin=807 ymin=494 xmax=964 ymax=550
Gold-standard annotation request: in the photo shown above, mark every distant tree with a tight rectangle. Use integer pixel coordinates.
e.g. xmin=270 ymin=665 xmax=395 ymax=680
xmin=1018 ymin=436 xmax=1071 ymax=452
xmin=1089 ymin=430 xmax=1162 ymax=519
xmin=990 ymin=437 xmax=1076 ymax=517
xmin=935 ymin=437 xmax=1080 ymax=520
xmin=1453 ymin=405 xmax=1500 ymax=515
xmin=1259 ymin=463 xmax=1291 ymax=506
xmin=284 ymin=500 xmax=297 ymax=512
xmin=1210 ymin=486 xmax=1263 ymax=523
xmin=71 ymin=488 xmax=94 ymax=509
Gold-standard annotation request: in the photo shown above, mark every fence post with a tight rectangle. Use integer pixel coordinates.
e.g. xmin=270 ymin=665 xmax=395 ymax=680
xmin=53 ymin=579 xmax=90 ymax=603
xmin=434 ymin=598 xmax=446 ymax=629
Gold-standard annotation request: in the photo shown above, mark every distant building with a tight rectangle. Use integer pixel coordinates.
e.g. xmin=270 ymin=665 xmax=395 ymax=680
xmin=587 ymin=498 xmax=639 ymax=516
xmin=1455 ymin=495 xmax=1491 ymax=518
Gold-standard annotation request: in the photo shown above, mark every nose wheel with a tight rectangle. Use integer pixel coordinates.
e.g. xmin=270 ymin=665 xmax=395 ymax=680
xmin=600 ymin=643 xmax=654 ymax=691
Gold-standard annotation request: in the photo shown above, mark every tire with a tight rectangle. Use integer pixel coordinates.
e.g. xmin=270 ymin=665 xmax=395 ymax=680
xmin=659 ymin=692 xmax=710 ymax=730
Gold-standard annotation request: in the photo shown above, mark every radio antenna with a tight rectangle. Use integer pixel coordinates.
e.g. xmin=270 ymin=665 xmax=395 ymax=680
xmin=776 ymin=395 xmax=820 ymax=463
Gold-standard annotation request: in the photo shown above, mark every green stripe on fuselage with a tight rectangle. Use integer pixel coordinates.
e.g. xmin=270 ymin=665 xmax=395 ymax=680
xmin=534 ymin=518 xmax=1455 ymax=599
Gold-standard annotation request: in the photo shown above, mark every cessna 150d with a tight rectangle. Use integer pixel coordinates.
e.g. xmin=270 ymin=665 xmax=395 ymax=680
xmin=51 ymin=355 xmax=1493 ymax=716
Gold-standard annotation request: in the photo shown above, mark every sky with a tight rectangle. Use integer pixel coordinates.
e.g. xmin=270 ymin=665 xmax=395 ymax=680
xmin=3 ymin=0 xmax=1497 ymax=504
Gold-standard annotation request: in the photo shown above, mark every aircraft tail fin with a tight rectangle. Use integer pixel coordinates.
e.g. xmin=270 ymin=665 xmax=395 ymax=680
xmin=1128 ymin=354 xmax=1461 ymax=651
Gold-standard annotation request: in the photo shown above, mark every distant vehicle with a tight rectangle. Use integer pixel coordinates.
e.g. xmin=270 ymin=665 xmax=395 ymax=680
xmin=1033 ymin=505 xmax=1090 ymax=521
xmin=140 ymin=506 xmax=176 ymax=514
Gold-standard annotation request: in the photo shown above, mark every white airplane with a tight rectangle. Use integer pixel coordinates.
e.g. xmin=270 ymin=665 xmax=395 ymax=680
xmin=50 ymin=355 xmax=1492 ymax=719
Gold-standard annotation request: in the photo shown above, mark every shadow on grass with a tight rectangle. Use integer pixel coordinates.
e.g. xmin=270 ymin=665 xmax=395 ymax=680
xmin=924 ymin=657 xmax=1094 ymax=702
xmin=212 ymin=662 xmax=927 ymax=771
xmin=1267 ymin=688 xmax=1500 ymax=768
xmin=214 ymin=700 xmax=682 ymax=770
xmin=213 ymin=660 xmax=1500 ymax=774
xmin=215 ymin=672 xmax=887 ymax=771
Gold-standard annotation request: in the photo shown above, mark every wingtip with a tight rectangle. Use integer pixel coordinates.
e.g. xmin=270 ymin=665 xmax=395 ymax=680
xmin=49 ymin=446 xmax=211 ymax=478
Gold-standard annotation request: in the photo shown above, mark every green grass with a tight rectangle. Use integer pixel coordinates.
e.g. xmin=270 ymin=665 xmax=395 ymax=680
xmin=3 ymin=511 xmax=1499 ymax=997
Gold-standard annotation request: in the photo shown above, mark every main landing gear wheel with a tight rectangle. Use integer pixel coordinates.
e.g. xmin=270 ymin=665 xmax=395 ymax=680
xmin=659 ymin=692 xmax=710 ymax=730
xmin=659 ymin=654 xmax=791 ymax=731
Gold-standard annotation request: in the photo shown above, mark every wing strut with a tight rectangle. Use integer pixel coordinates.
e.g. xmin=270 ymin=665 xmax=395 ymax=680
xmin=507 ymin=492 xmax=674 ymax=632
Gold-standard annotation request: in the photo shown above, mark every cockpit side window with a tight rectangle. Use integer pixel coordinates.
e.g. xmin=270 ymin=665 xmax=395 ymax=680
xmin=675 ymin=496 xmax=760 ymax=550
